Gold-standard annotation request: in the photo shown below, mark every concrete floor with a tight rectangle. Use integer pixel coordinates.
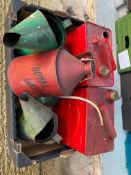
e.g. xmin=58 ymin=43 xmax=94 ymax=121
xmin=0 ymin=0 xmax=102 ymax=174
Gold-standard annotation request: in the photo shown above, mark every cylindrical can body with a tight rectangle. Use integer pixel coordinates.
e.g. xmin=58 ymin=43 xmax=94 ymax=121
xmin=8 ymin=49 xmax=61 ymax=97
xmin=8 ymin=48 xmax=90 ymax=97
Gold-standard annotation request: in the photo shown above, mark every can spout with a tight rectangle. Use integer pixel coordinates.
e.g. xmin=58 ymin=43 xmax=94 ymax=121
xmin=19 ymin=93 xmax=29 ymax=101
xmin=3 ymin=32 xmax=21 ymax=47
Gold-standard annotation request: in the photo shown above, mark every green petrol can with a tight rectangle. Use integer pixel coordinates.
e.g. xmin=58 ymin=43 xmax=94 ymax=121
xmin=115 ymin=13 xmax=131 ymax=74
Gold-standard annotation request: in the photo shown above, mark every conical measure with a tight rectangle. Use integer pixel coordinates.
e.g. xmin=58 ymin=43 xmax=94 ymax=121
xmin=17 ymin=93 xmax=61 ymax=143
xmin=3 ymin=10 xmax=58 ymax=51
xmin=17 ymin=5 xmax=72 ymax=47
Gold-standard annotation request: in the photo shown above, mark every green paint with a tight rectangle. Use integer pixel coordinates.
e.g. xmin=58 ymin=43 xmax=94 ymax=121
xmin=115 ymin=13 xmax=131 ymax=73
xmin=62 ymin=19 xmax=72 ymax=29
xmin=6 ymin=10 xmax=58 ymax=51
xmin=37 ymin=96 xmax=59 ymax=106
xmin=14 ymin=49 xmax=38 ymax=56
xmin=18 ymin=93 xmax=58 ymax=142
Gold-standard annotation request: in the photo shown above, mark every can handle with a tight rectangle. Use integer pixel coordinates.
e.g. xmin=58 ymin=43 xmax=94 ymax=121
xmin=62 ymin=19 xmax=73 ymax=29
xmin=100 ymin=106 xmax=117 ymax=141
xmin=76 ymin=52 xmax=95 ymax=82
xmin=81 ymin=58 xmax=95 ymax=82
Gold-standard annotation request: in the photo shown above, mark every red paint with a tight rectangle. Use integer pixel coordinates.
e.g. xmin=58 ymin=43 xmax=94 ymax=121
xmin=53 ymin=87 xmax=116 ymax=156
xmin=66 ymin=21 xmax=116 ymax=87
xmin=8 ymin=48 xmax=93 ymax=97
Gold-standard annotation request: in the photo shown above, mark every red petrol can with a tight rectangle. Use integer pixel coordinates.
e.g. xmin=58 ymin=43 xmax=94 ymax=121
xmin=8 ymin=48 xmax=94 ymax=97
xmin=53 ymin=87 xmax=117 ymax=156
xmin=66 ymin=21 xmax=116 ymax=87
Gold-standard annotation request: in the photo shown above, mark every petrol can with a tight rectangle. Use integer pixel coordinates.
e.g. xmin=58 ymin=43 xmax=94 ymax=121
xmin=121 ymin=72 xmax=131 ymax=103
xmin=122 ymin=103 xmax=131 ymax=131
xmin=116 ymin=13 xmax=131 ymax=73
xmin=53 ymin=87 xmax=117 ymax=156
xmin=121 ymin=72 xmax=131 ymax=130
xmin=8 ymin=48 xmax=94 ymax=97
xmin=66 ymin=21 xmax=116 ymax=87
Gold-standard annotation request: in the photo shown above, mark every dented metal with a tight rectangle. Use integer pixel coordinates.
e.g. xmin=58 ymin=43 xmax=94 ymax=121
xmin=3 ymin=10 xmax=58 ymax=51
xmin=53 ymin=87 xmax=118 ymax=156
xmin=8 ymin=48 xmax=95 ymax=97
xmin=18 ymin=93 xmax=61 ymax=144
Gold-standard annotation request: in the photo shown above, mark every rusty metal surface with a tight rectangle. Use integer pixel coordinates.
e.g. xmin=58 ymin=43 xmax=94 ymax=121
xmin=0 ymin=0 xmax=102 ymax=174
xmin=53 ymin=87 xmax=117 ymax=156
xmin=8 ymin=48 xmax=92 ymax=96
xmin=18 ymin=93 xmax=60 ymax=143
xmin=4 ymin=10 xmax=58 ymax=51
xmin=0 ymin=0 xmax=41 ymax=174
